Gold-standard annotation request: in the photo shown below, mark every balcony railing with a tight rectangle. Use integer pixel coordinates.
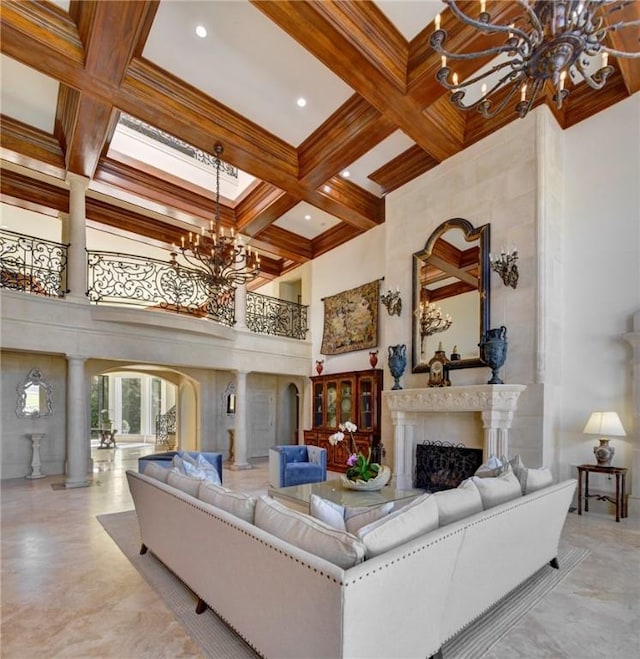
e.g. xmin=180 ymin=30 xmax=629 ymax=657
xmin=1 ymin=232 xmax=308 ymax=341
xmin=247 ymin=291 xmax=308 ymax=340
xmin=86 ymin=250 xmax=235 ymax=325
xmin=0 ymin=229 xmax=68 ymax=297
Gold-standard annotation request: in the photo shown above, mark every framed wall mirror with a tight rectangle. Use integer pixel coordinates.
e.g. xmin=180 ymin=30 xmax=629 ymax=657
xmin=16 ymin=368 xmax=54 ymax=418
xmin=412 ymin=219 xmax=490 ymax=373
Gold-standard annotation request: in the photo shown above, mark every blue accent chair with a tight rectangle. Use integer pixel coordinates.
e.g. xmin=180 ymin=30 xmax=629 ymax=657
xmin=138 ymin=450 xmax=223 ymax=485
xmin=269 ymin=445 xmax=327 ymax=488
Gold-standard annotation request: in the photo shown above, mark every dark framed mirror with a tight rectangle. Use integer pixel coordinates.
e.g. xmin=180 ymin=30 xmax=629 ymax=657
xmin=412 ymin=218 xmax=490 ymax=373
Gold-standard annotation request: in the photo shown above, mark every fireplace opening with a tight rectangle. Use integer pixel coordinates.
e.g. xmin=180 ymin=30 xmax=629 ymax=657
xmin=415 ymin=441 xmax=483 ymax=491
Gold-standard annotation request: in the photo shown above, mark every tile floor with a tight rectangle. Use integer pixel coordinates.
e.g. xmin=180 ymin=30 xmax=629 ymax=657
xmin=1 ymin=445 xmax=639 ymax=658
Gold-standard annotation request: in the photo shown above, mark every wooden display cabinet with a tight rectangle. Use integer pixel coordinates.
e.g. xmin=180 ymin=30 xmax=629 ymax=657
xmin=305 ymin=368 xmax=383 ymax=473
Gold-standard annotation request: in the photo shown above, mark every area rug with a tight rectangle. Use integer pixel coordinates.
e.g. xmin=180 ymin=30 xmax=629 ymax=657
xmin=98 ymin=510 xmax=588 ymax=659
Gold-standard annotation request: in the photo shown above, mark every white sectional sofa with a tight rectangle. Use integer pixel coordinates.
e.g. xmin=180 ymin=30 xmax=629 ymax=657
xmin=126 ymin=468 xmax=576 ymax=659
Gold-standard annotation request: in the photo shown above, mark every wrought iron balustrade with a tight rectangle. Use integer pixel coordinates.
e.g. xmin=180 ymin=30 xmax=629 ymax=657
xmin=0 ymin=229 xmax=68 ymax=297
xmin=246 ymin=291 xmax=308 ymax=340
xmin=86 ymin=250 xmax=235 ymax=326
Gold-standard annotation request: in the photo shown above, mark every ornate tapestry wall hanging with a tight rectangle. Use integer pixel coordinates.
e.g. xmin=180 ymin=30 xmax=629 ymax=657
xmin=320 ymin=279 xmax=379 ymax=355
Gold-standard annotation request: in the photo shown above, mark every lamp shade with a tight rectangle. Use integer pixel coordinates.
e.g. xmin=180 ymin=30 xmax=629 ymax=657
xmin=582 ymin=412 xmax=627 ymax=437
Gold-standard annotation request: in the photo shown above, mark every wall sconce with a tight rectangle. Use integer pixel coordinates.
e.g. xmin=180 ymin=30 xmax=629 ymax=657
xmin=489 ymin=248 xmax=519 ymax=289
xmin=380 ymin=287 xmax=402 ymax=316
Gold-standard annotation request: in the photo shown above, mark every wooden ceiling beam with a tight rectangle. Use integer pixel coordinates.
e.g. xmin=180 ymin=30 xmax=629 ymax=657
xmin=0 ymin=115 xmax=66 ymax=177
xmin=252 ymin=0 xmax=461 ymax=162
xmin=245 ymin=225 xmax=312 ymax=262
xmin=0 ymin=167 xmax=68 ymax=213
xmin=236 ymin=185 xmax=296 ymax=237
xmin=605 ymin=1 xmax=640 ymax=95
xmin=369 ymin=145 xmax=439 ymax=196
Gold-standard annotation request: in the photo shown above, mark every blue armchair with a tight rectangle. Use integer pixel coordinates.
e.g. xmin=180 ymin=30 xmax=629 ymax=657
xmin=269 ymin=445 xmax=327 ymax=488
xmin=138 ymin=451 xmax=223 ymax=485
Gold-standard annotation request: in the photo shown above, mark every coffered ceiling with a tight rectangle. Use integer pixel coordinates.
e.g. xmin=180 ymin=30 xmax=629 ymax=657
xmin=1 ymin=1 xmax=638 ymax=287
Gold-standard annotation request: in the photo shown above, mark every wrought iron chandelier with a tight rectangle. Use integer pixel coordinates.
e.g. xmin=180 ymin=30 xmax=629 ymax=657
xmin=171 ymin=143 xmax=260 ymax=289
xmin=430 ymin=1 xmax=640 ymax=119
xmin=418 ymin=301 xmax=453 ymax=337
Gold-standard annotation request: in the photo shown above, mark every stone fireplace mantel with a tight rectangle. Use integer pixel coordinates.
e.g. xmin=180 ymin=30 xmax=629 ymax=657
xmin=383 ymin=385 xmax=526 ymax=489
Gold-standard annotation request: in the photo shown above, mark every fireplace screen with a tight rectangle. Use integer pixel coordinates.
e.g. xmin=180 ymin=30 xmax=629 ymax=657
xmin=415 ymin=441 xmax=483 ymax=492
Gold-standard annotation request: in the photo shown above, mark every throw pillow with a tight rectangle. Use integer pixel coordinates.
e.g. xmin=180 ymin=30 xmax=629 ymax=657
xmin=195 ymin=454 xmax=222 ymax=485
xmin=182 ymin=458 xmax=222 ymax=485
xmin=433 ymin=478 xmax=483 ymax=526
xmin=510 ymin=455 xmax=553 ymax=495
xmin=167 ymin=469 xmax=202 ymax=497
xmin=141 ymin=461 xmax=169 ymax=483
xmin=180 ymin=452 xmax=198 ymax=467
xmin=344 ymin=502 xmax=394 ymax=535
xmin=475 ymin=454 xmax=508 ymax=478
xmin=309 ymin=495 xmax=346 ymax=531
xmin=356 ymin=494 xmax=439 ymax=559
xmin=254 ymin=496 xmax=365 ymax=569
xmin=199 ymin=482 xmax=257 ymax=524
xmin=171 ymin=455 xmax=187 ymax=474
xmin=472 ymin=470 xmax=522 ymax=509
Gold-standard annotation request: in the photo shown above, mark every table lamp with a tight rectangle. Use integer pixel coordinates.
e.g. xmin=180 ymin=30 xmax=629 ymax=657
xmin=582 ymin=411 xmax=626 ymax=467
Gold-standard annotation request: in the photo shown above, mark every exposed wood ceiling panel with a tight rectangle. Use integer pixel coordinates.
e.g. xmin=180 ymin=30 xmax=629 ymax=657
xmin=1 ymin=0 xmax=637 ymax=285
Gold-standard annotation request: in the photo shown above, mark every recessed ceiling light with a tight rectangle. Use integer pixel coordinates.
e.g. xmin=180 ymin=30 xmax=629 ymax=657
xmin=323 ymin=185 xmax=331 ymax=193
xmin=341 ymin=170 xmax=350 ymax=178
xmin=304 ymin=214 xmax=311 ymax=221
xmin=195 ymin=25 xmax=207 ymax=38
xmin=296 ymin=97 xmax=307 ymax=108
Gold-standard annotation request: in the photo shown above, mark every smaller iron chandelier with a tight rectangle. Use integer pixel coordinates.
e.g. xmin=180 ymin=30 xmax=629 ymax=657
xmin=380 ymin=287 xmax=402 ymax=316
xmin=430 ymin=1 xmax=640 ymax=119
xmin=171 ymin=143 xmax=260 ymax=288
xmin=418 ymin=301 xmax=453 ymax=337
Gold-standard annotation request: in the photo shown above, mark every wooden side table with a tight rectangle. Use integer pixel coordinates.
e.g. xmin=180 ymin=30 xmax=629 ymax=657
xmin=576 ymin=464 xmax=628 ymax=522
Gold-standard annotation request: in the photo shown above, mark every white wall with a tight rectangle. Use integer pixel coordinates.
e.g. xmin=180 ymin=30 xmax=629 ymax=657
xmin=559 ymin=93 xmax=640 ymax=488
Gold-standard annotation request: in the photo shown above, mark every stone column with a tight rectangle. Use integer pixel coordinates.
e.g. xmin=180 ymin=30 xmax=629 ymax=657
xmin=231 ymin=370 xmax=251 ymax=470
xmin=235 ymin=283 xmax=247 ymax=330
xmin=65 ymin=173 xmax=90 ymax=302
xmin=480 ymin=409 xmax=515 ymax=460
xmin=391 ymin=410 xmax=414 ymax=490
xmin=66 ymin=355 xmax=90 ymax=488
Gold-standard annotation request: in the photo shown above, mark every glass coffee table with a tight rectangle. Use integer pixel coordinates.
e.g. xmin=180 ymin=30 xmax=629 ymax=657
xmin=268 ymin=479 xmax=424 ymax=512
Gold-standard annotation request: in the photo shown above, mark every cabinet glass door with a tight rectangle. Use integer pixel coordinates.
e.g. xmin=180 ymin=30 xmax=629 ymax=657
xmin=359 ymin=377 xmax=373 ymax=430
xmin=326 ymin=381 xmax=338 ymax=428
xmin=313 ymin=383 xmax=324 ymax=427
xmin=339 ymin=379 xmax=353 ymax=424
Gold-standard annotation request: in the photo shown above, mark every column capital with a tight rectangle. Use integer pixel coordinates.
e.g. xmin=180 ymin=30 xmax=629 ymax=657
xmin=65 ymin=354 xmax=87 ymax=363
xmin=65 ymin=172 xmax=90 ymax=190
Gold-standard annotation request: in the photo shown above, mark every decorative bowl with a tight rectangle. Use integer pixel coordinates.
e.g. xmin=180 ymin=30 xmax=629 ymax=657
xmin=341 ymin=465 xmax=391 ymax=491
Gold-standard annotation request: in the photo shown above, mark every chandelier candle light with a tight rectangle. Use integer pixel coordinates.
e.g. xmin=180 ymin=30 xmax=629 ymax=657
xmin=380 ymin=286 xmax=402 ymax=316
xmin=430 ymin=1 xmax=640 ymax=119
xmin=490 ymin=247 xmax=519 ymax=288
xmin=418 ymin=301 xmax=453 ymax=337
xmin=170 ymin=143 xmax=260 ymax=291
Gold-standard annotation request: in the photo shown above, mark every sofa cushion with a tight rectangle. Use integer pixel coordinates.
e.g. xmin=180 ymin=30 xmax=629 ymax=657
xmin=309 ymin=495 xmax=346 ymax=531
xmin=344 ymin=503 xmax=394 ymax=535
xmin=171 ymin=455 xmax=187 ymax=474
xmin=167 ymin=469 xmax=202 ymax=497
xmin=356 ymin=494 xmax=439 ymax=559
xmin=255 ymin=496 xmax=365 ymax=569
xmin=141 ymin=461 xmax=170 ymax=483
xmin=472 ymin=470 xmax=522 ymax=509
xmin=199 ymin=482 xmax=257 ymax=524
xmin=510 ymin=455 xmax=553 ymax=495
xmin=434 ymin=478 xmax=483 ymax=526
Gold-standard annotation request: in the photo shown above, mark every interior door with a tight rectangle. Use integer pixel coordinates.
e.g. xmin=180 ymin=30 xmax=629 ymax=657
xmin=248 ymin=391 xmax=275 ymax=458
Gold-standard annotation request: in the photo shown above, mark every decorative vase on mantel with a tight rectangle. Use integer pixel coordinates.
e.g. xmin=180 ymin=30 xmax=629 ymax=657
xmin=388 ymin=344 xmax=407 ymax=390
xmin=479 ymin=326 xmax=508 ymax=385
